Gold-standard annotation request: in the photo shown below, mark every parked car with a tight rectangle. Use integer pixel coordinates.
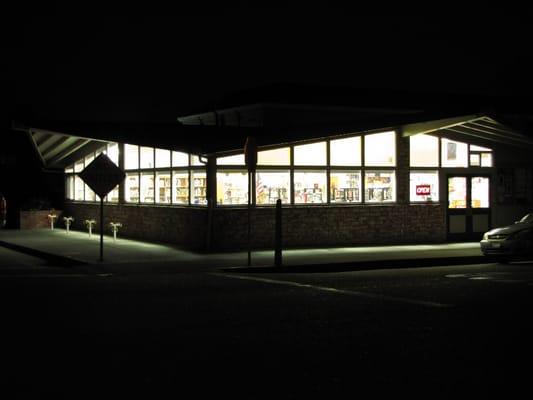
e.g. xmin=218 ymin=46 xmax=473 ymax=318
xmin=480 ymin=213 xmax=533 ymax=262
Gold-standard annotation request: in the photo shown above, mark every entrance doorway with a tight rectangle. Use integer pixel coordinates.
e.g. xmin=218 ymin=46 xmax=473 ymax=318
xmin=447 ymin=175 xmax=491 ymax=241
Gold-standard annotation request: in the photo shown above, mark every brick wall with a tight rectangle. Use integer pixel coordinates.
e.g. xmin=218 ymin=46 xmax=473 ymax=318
xmin=211 ymin=204 xmax=446 ymax=250
xmin=63 ymin=203 xmax=207 ymax=250
xmin=20 ymin=210 xmax=63 ymax=229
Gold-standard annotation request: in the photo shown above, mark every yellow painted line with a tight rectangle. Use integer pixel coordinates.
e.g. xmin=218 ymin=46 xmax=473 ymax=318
xmin=212 ymin=273 xmax=453 ymax=308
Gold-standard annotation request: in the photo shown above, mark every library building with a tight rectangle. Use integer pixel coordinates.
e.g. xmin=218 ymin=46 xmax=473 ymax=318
xmin=14 ymin=107 xmax=533 ymax=251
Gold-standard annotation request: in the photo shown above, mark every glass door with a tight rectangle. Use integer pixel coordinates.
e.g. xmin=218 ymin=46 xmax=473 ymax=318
xmin=447 ymin=175 xmax=490 ymax=240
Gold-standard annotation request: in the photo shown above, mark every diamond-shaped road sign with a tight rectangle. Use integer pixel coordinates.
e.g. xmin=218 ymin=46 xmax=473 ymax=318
xmin=78 ymin=153 xmax=125 ymax=198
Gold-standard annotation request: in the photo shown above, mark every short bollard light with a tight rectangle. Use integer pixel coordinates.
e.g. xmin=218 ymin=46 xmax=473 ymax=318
xmin=85 ymin=219 xmax=96 ymax=238
xmin=47 ymin=210 xmax=57 ymax=230
xmin=109 ymin=222 xmax=122 ymax=243
xmin=63 ymin=216 xmax=74 ymax=234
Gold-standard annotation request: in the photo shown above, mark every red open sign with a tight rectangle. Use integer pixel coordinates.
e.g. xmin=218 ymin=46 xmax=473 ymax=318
xmin=416 ymin=184 xmax=431 ymax=195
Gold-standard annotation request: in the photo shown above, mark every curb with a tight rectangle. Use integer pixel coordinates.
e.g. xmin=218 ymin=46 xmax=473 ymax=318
xmin=221 ymin=255 xmax=488 ymax=273
xmin=0 ymin=240 xmax=88 ymax=267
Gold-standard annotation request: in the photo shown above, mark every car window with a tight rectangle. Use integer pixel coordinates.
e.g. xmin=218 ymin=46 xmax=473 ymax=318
xmin=520 ymin=214 xmax=533 ymax=224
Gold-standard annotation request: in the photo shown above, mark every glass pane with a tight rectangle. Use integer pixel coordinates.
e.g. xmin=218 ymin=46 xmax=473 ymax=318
xmin=330 ymin=171 xmax=361 ymax=203
xmin=470 ymin=154 xmax=480 ymax=166
xmin=75 ymin=176 xmax=84 ymax=200
xmin=365 ymin=131 xmax=396 ymax=166
xmin=107 ymin=143 xmax=119 ymax=166
xmin=410 ymin=134 xmax=439 ymax=167
xmin=191 ymin=155 xmax=205 ymax=166
xmin=217 ymin=171 xmax=248 ymax=205
xmin=106 ymin=186 xmax=119 ymax=203
xmin=155 ymin=171 xmax=171 ymax=203
xmin=191 ymin=171 xmax=207 ymax=205
xmin=448 ymin=177 xmax=467 ymax=209
xmin=217 ymin=154 xmax=245 ymax=165
xmin=140 ymin=172 xmax=155 ymax=203
xmin=481 ymin=153 xmax=493 ymax=167
xmin=85 ymin=184 xmax=96 ymax=202
xmin=172 ymin=151 xmax=189 ymax=167
xmin=124 ymin=144 xmax=139 ymax=170
xmin=257 ymin=147 xmax=290 ymax=165
xmin=65 ymin=165 xmax=74 ymax=173
xmin=125 ymin=173 xmax=139 ymax=203
xmin=365 ymin=171 xmax=396 ymax=202
xmin=441 ymin=139 xmax=468 ymax=167
xmin=470 ymin=145 xmax=492 ymax=151
xmin=294 ymin=142 xmax=327 ymax=166
xmin=140 ymin=147 xmax=154 ymax=169
xmin=66 ymin=175 xmax=75 ymax=200
xmin=471 ymin=177 xmax=489 ymax=208
xmin=294 ymin=171 xmax=326 ymax=204
xmin=410 ymin=171 xmax=439 ymax=202
xmin=85 ymin=153 xmax=94 ymax=167
xmin=155 ymin=148 xmax=171 ymax=168
xmin=330 ymin=136 xmax=361 ymax=166
xmin=74 ymin=159 xmax=84 ymax=173
xmin=173 ymin=172 xmax=189 ymax=204
xmin=256 ymin=171 xmax=290 ymax=205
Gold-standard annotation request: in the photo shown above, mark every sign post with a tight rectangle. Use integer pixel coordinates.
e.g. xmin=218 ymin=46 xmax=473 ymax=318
xmin=244 ymin=137 xmax=257 ymax=267
xmin=78 ymin=154 xmax=125 ymax=262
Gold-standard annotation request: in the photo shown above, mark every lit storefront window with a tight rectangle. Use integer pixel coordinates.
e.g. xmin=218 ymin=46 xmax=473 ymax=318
xmin=172 ymin=151 xmax=189 ymax=167
xmin=75 ymin=176 xmax=85 ymax=200
xmin=155 ymin=171 xmax=171 ymax=203
xmin=107 ymin=143 xmax=119 ymax=166
xmin=481 ymin=153 xmax=492 ymax=167
xmin=257 ymin=147 xmax=290 ymax=166
xmin=365 ymin=131 xmax=396 ymax=166
xmin=330 ymin=171 xmax=361 ymax=203
xmin=66 ymin=145 xmax=195 ymax=206
xmin=106 ymin=186 xmax=119 ymax=203
xmin=85 ymin=153 xmax=94 ymax=168
xmin=66 ymin=175 xmax=75 ymax=200
xmin=191 ymin=171 xmax=207 ymax=205
xmin=140 ymin=147 xmax=154 ymax=169
xmin=365 ymin=171 xmax=396 ymax=202
xmin=471 ymin=177 xmax=489 ymax=208
xmin=217 ymin=154 xmax=245 ymax=165
xmin=470 ymin=154 xmax=481 ymax=166
xmin=140 ymin=172 xmax=155 ymax=203
xmin=410 ymin=134 xmax=439 ymax=167
xmin=125 ymin=144 xmax=139 ymax=170
xmin=155 ymin=148 xmax=171 ymax=168
xmin=330 ymin=136 xmax=361 ymax=166
xmin=294 ymin=171 xmax=326 ymax=204
xmin=173 ymin=172 xmax=189 ymax=204
xmin=125 ymin=173 xmax=139 ymax=203
xmin=441 ymin=139 xmax=468 ymax=168
xmin=256 ymin=171 xmax=290 ymax=205
xmin=74 ymin=159 xmax=84 ymax=173
xmin=294 ymin=142 xmax=327 ymax=166
xmin=85 ymin=184 xmax=96 ymax=201
xmin=410 ymin=171 xmax=439 ymax=202
xmin=217 ymin=171 xmax=248 ymax=205
xmin=448 ymin=177 xmax=467 ymax=208
xmin=191 ymin=155 xmax=205 ymax=166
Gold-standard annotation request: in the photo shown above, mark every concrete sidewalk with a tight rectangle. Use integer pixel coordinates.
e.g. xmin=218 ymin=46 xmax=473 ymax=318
xmin=0 ymin=228 xmax=486 ymax=273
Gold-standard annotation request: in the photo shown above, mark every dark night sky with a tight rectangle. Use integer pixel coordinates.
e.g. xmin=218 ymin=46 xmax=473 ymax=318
xmin=4 ymin=7 xmax=533 ymax=123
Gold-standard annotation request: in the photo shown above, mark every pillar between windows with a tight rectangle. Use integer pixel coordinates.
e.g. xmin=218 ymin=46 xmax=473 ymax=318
xmin=396 ymin=128 xmax=410 ymax=205
xmin=206 ymin=155 xmax=217 ymax=205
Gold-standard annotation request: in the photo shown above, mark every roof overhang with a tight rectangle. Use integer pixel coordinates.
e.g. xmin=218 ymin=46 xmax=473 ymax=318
xmin=12 ymin=122 xmax=112 ymax=170
xmin=402 ymin=115 xmax=533 ymax=147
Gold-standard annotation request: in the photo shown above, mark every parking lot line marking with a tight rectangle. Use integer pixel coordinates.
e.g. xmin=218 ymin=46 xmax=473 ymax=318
xmin=212 ymin=273 xmax=453 ymax=308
